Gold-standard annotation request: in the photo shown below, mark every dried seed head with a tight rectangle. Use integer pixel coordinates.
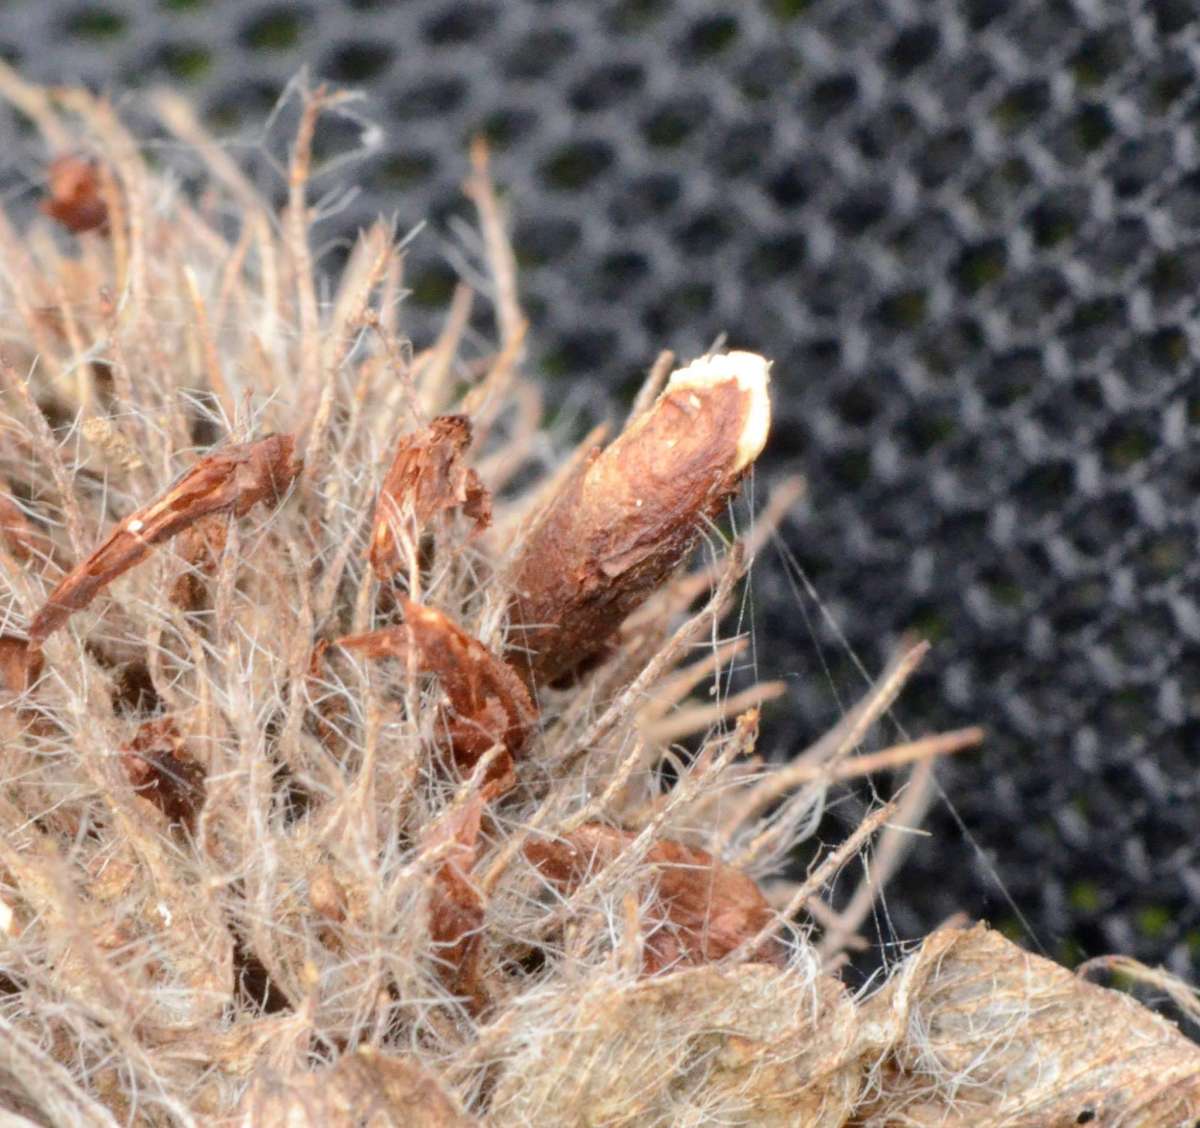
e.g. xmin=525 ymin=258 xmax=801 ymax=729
xmin=504 ymin=351 xmax=771 ymax=688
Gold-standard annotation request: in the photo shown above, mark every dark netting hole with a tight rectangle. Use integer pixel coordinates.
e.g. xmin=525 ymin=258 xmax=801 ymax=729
xmin=991 ymin=79 xmax=1051 ymax=135
xmin=1152 ymin=0 xmax=1198 ymax=34
xmin=592 ymin=250 xmax=649 ymax=300
xmin=1113 ymin=326 xmax=1190 ymax=398
xmin=240 ymin=7 xmax=312 ymax=52
xmin=745 ymin=234 xmax=805 ymax=284
xmin=157 ymin=42 xmax=213 ymax=83
xmin=737 ymin=44 xmax=802 ymax=103
xmin=766 ymin=159 xmax=820 ymax=209
xmin=1166 ymin=170 xmax=1200 ymax=230
xmin=832 ymin=184 xmax=891 ymax=233
xmin=916 ymin=127 xmax=973 ymax=189
xmin=1051 ymin=576 xmax=1109 ymax=635
xmin=1148 ymin=245 xmax=1200 ymax=307
xmin=605 ymin=0 xmax=672 ymax=33
xmin=875 ymin=288 xmax=928 ymax=332
xmin=606 ymin=171 xmax=681 ymax=225
xmin=539 ymin=139 xmax=613 ymax=191
xmin=422 ymin=3 xmax=497 ymax=45
xmin=513 ymin=215 xmax=581 ymax=267
xmin=1111 ymin=135 xmax=1175 ymax=200
xmin=1099 ymin=419 xmax=1156 ymax=474
xmin=954 ymin=239 xmax=1008 ymax=295
xmin=641 ymin=97 xmax=709 ymax=150
xmin=203 ymin=80 xmax=285 ymax=132
xmin=682 ymin=15 xmax=739 ymax=59
xmin=1028 ymin=193 xmax=1084 ymax=249
xmin=1069 ymin=492 xmax=1140 ymax=558
xmin=1014 ymin=459 xmax=1076 ymax=521
xmin=1132 ymin=530 xmax=1189 ymax=586
xmin=832 ymin=382 xmax=879 ymax=429
xmin=1069 ymin=104 xmax=1115 ymax=154
xmin=1062 ymin=295 xmax=1127 ymax=359
xmin=1070 ymin=27 xmax=1133 ymax=90
xmin=1098 ymin=609 xmax=1178 ymax=674
xmin=641 ymin=282 xmax=715 ymax=338
xmin=505 ymin=27 xmax=575 ymax=80
xmin=980 ymin=349 xmax=1041 ymax=410
xmin=541 ymin=327 xmax=618 ymax=378
xmin=62 ymin=6 xmax=125 ymax=40
xmin=807 ymin=73 xmax=859 ymax=120
xmin=569 ymin=62 xmax=646 ymax=113
xmin=478 ymin=106 xmax=536 ymax=150
xmin=320 ymin=41 xmax=394 ymax=83
xmin=390 ymin=77 xmax=467 ymax=121
xmin=885 ymin=23 xmax=940 ymax=75
xmin=674 ymin=210 xmax=733 ymax=257
xmin=373 ymin=150 xmax=436 ymax=191
xmin=899 ymin=410 xmax=955 ymax=456
xmin=408 ymin=261 xmax=457 ymax=309
xmin=711 ymin=120 xmax=774 ymax=178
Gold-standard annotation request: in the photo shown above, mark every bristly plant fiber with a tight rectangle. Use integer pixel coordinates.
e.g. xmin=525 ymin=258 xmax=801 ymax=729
xmin=1 ymin=68 xmax=1198 ymax=1127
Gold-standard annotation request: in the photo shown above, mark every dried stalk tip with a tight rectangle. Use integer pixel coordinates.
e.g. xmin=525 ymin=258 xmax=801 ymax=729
xmin=29 ymin=433 xmax=300 ymax=642
xmin=505 ymin=350 xmax=771 ymax=687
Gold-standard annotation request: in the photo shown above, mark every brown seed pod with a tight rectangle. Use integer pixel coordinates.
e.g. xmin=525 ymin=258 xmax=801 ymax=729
xmin=39 ymin=154 xmax=109 ymax=235
xmin=504 ymin=351 xmax=771 ymax=688
xmin=368 ymin=415 xmax=491 ymax=581
xmin=29 ymin=433 xmax=300 ymax=643
xmin=525 ymin=823 xmax=786 ymax=974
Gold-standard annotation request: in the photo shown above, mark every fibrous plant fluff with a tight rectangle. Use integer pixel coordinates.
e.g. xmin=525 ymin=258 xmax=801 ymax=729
xmin=1 ymin=70 xmax=1199 ymax=1127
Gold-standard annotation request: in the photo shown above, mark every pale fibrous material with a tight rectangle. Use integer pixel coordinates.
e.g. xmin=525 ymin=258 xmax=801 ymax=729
xmin=0 ymin=67 xmax=1197 ymax=1127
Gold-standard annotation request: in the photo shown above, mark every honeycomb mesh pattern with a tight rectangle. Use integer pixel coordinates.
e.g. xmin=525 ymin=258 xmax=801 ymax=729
xmin=2 ymin=0 xmax=1199 ymax=978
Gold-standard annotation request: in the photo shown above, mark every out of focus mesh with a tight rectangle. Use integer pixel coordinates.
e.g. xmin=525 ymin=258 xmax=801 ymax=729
xmin=2 ymin=0 xmax=1198 ymax=978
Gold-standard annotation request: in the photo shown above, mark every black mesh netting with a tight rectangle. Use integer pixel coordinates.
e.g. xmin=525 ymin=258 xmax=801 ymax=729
xmin=2 ymin=0 xmax=1199 ymax=981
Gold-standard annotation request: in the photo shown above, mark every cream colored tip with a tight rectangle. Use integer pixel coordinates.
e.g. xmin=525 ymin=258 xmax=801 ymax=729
xmin=667 ymin=350 xmax=773 ymax=472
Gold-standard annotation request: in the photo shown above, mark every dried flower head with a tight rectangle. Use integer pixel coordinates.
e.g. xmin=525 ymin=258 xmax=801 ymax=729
xmin=0 ymin=67 xmax=1195 ymax=1128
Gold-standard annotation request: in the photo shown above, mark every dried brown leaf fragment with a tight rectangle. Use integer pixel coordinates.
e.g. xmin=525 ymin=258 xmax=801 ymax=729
xmin=0 ymin=635 xmax=42 ymax=695
xmin=423 ymin=792 xmax=488 ymax=1008
xmin=368 ymin=415 xmax=491 ymax=581
xmin=526 ymin=824 xmax=786 ymax=974
xmin=0 ymin=488 xmax=49 ymax=562
xmin=119 ymin=716 xmax=206 ymax=832
xmin=504 ymin=351 xmax=771 ymax=688
xmin=30 ymin=433 xmax=300 ymax=643
xmin=40 ymin=153 xmax=108 ymax=235
xmin=336 ymin=600 xmax=535 ymax=778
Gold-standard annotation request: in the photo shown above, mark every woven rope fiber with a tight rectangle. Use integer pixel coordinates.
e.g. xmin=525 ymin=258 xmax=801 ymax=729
xmin=2 ymin=0 xmax=1197 ymax=985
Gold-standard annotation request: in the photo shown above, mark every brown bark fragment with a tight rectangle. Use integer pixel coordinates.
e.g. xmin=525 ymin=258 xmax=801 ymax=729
xmin=0 ymin=635 xmax=42 ymax=695
xmin=336 ymin=600 xmax=535 ymax=778
xmin=526 ymin=824 xmax=785 ymax=973
xmin=29 ymin=433 xmax=300 ymax=643
xmin=504 ymin=351 xmax=771 ymax=688
xmin=119 ymin=717 xmax=206 ymax=832
xmin=39 ymin=154 xmax=109 ymax=235
xmin=423 ymin=792 xmax=487 ymax=1008
xmin=368 ymin=415 xmax=491 ymax=581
